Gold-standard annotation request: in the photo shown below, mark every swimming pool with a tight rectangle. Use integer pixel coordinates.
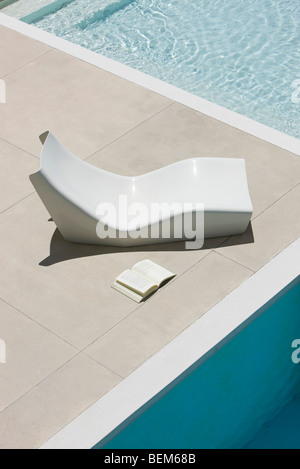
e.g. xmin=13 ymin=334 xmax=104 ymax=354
xmin=37 ymin=239 xmax=299 ymax=449
xmin=94 ymin=279 xmax=300 ymax=449
xmin=15 ymin=0 xmax=300 ymax=139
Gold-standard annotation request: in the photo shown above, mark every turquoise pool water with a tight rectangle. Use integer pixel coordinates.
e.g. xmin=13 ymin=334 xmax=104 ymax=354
xmin=94 ymin=280 xmax=300 ymax=449
xmin=23 ymin=0 xmax=300 ymax=139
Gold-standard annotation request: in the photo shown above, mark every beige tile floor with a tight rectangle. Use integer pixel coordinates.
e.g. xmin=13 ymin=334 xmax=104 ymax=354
xmin=0 ymin=24 xmax=299 ymax=449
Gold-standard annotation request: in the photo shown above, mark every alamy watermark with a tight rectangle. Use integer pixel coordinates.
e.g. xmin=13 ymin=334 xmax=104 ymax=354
xmin=291 ymin=339 xmax=300 ymax=364
xmin=0 ymin=79 xmax=6 ymax=104
xmin=291 ymin=79 xmax=300 ymax=104
xmin=96 ymin=195 xmax=204 ymax=249
xmin=0 ymin=339 xmax=6 ymax=364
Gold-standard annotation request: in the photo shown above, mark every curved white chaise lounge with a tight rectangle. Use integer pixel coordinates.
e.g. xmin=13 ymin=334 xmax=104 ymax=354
xmin=30 ymin=132 xmax=253 ymax=247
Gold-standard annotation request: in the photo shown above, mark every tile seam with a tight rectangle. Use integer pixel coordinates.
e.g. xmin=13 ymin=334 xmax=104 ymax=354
xmin=251 ymin=181 xmax=300 ymax=222
xmin=0 ymin=191 xmax=36 ymax=216
xmin=0 ymin=136 xmax=40 ymax=159
xmin=0 ymin=47 xmax=53 ymax=80
xmin=0 ymin=351 xmax=81 ymax=416
xmin=84 ymin=101 xmax=176 ymax=161
xmin=0 ymin=296 xmax=79 ymax=351
xmin=81 ymin=249 xmax=221 ymax=354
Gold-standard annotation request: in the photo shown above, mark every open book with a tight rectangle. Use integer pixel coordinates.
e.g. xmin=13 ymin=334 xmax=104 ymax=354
xmin=112 ymin=259 xmax=176 ymax=303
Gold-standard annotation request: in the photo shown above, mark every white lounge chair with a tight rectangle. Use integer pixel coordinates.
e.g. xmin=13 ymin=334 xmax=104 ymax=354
xmin=30 ymin=132 xmax=253 ymax=247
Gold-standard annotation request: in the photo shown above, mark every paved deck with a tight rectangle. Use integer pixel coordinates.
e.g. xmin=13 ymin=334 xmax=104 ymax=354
xmin=0 ymin=23 xmax=299 ymax=449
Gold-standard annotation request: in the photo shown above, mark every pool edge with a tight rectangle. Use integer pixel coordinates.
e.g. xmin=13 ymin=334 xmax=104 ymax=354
xmin=39 ymin=237 xmax=300 ymax=449
xmin=0 ymin=12 xmax=299 ymax=156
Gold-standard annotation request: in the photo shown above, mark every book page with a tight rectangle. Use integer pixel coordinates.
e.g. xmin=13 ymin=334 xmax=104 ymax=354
xmin=115 ymin=269 xmax=158 ymax=296
xmin=132 ymin=259 xmax=176 ymax=286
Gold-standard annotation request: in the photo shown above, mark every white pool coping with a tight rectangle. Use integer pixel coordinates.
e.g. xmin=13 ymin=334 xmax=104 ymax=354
xmin=40 ymin=237 xmax=300 ymax=449
xmin=0 ymin=12 xmax=299 ymax=156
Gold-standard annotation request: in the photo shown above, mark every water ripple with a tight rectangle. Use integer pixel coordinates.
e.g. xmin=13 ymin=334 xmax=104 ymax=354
xmin=33 ymin=0 xmax=300 ymax=138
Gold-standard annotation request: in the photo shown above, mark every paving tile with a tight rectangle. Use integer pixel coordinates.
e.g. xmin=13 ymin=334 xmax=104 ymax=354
xmin=0 ymin=138 xmax=39 ymax=213
xmin=87 ymin=103 xmax=300 ymax=219
xmin=0 ymin=48 xmax=172 ymax=158
xmin=0 ymin=194 xmax=136 ymax=350
xmin=85 ymin=252 xmax=252 ymax=377
xmin=0 ymin=194 xmax=224 ymax=350
xmin=87 ymin=102 xmax=230 ymax=176
xmin=241 ymin=141 xmax=300 ymax=219
xmin=0 ymin=353 xmax=121 ymax=449
xmin=0 ymin=25 xmax=51 ymax=77
xmin=216 ymin=184 xmax=300 ymax=272
xmin=0 ymin=299 xmax=77 ymax=412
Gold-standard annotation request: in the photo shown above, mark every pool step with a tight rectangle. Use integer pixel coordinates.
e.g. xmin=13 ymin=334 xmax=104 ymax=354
xmin=21 ymin=0 xmax=77 ymax=24
xmin=77 ymin=0 xmax=136 ymax=30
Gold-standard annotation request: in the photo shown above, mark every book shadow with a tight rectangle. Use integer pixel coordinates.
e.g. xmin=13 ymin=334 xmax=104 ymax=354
xmin=39 ymin=222 xmax=254 ymax=267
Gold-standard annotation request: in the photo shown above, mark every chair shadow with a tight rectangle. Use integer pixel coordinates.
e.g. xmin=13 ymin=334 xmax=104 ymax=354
xmin=39 ymin=221 xmax=254 ymax=267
